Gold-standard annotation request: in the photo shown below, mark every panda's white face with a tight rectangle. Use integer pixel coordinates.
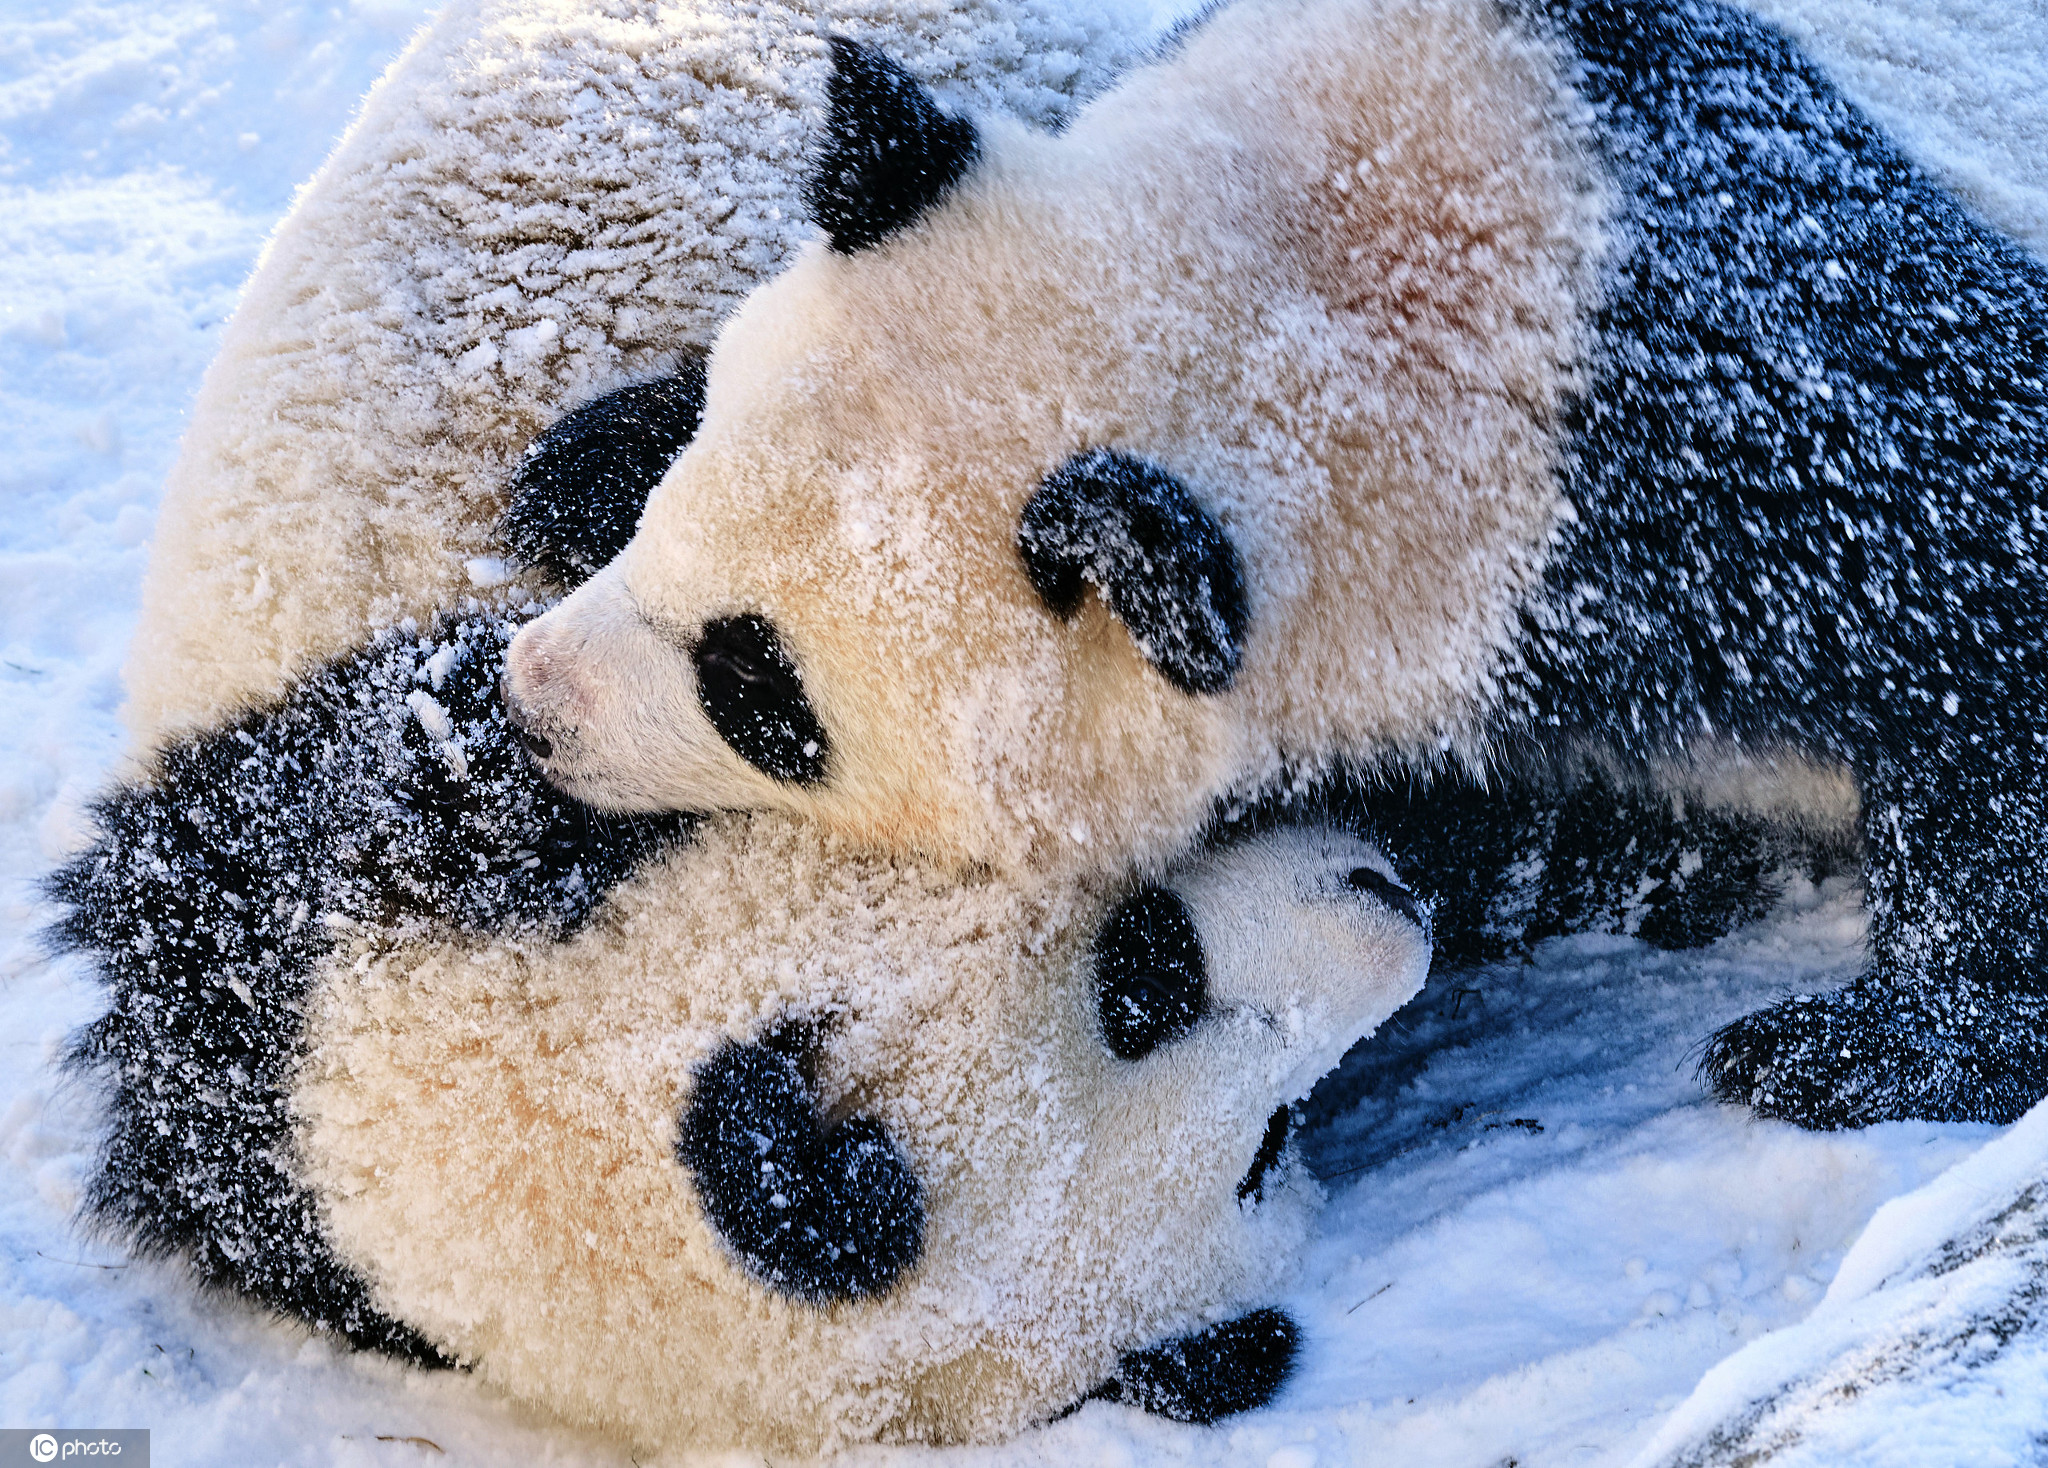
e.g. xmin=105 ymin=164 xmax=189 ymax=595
xmin=293 ymin=818 xmax=1432 ymax=1451
xmin=503 ymin=0 xmax=1595 ymax=875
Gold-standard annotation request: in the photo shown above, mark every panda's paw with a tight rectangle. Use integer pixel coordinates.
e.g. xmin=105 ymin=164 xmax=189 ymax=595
xmin=675 ymin=1033 xmax=924 ymax=1303
xmin=1084 ymin=1307 xmax=1300 ymax=1424
xmin=1701 ymin=977 xmax=2048 ymax=1129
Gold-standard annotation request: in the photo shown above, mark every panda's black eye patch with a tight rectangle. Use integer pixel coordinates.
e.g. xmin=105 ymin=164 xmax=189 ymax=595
xmin=1095 ymin=884 xmax=1208 ymax=1060
xmin=500 ymin=359 xmax=708 ymax=588
xmin=1018 ymin=449 xmax=1248 ymax=695
xmin=692 ymin=615 xmax=830 ymax=786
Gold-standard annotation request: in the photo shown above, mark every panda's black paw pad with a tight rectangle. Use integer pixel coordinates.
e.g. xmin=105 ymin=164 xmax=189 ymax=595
xmin=1085 ymin=1307 xmax=1300 ymax=1423
xmin=1701 ymin=979 xmax=2048 ymax=1129
xmin=676 ymin=1035 xmax=924 ymax=1302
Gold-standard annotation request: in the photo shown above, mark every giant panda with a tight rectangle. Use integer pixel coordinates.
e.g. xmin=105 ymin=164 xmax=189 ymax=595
xmin=501 ymin=0 xmax=2048 ymax=1129
xmin=55 ymin=599 xmax=1431 ymax=1450
xmin=47 ymin=0 xmax=1830 ymax=1444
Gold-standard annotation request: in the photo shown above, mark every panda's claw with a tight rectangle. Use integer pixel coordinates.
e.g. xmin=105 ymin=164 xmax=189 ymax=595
xmin=677 ymin=1037 xmax=925 ymax=1302
xmin=1702 ymin=978 xmax=2048 ymax=1129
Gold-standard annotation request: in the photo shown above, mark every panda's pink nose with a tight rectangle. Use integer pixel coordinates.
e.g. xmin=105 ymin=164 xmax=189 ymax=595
xmin=502 ymin=620 xmax=580 ymax=760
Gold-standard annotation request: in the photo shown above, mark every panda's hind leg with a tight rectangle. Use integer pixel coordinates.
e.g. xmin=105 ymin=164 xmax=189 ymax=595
xmin=1705 ymin=740 xmax=2048 ymax=1127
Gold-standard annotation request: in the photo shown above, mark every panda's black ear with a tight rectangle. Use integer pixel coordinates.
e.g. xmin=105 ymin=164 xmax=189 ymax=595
xmin=804 ymin=36 xmax=980 ymax=255
xmin=501 ymin=355 xmax=708 ymax=588
xmin=1018 ymin=450 xmax=1249 ymax=695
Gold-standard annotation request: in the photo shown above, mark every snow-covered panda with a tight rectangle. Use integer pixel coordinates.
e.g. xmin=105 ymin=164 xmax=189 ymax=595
xmin=502 ymin=0 xmax=2048 ymax=1129
xmin=121 ymin=0 xmax=1154 ymax=750
xmin=60 ymin=0 xmax=1798 ymax=1444
xmin=56 ymin=602 xmax=1430 ymax=1450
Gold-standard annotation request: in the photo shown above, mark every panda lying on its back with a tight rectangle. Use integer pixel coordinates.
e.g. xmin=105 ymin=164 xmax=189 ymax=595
xmin=55 ymin=595 xmax=1433 ymax=1451
xmin=504 ymin=0 xmax=2048 ymax=1129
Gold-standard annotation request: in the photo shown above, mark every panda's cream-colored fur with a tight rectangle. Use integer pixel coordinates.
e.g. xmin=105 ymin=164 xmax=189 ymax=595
xmin=504 ymin=0 xmax=1605 ymax=876
xmin=124 ymin=0 xmax=1150 ymax=749
xmin=293 ymin=818 xmax=1430 ymax=1452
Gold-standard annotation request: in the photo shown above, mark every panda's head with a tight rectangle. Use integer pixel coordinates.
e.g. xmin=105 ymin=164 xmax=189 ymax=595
xmin=503 ymin=14 xmax=1592 ymax=873
xmin=500 ymin=37 xmax=1261 ymax=871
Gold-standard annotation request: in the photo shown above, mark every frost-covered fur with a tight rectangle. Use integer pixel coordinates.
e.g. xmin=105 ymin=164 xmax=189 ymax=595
xmin=504 ymin=0 xmax=1601 ymax=870
xmin=124 ymin=0 xmax=1150 ymax=747
xmin=61 ymin=598 xmax=1429 ymax=1447
xmin=507 ymin=0 xmax=2048 ymax=1127
xmin=295 ymin=818 xmax=1427 ymax=1453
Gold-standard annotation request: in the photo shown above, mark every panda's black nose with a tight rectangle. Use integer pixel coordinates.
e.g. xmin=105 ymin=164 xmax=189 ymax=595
xmin=1346 ymin=865 xmax=1426 ymax=929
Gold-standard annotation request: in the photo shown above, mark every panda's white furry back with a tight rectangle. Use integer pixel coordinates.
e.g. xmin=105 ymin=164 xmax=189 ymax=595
xmin=123 ymin=0 xmax=1152 ymax=747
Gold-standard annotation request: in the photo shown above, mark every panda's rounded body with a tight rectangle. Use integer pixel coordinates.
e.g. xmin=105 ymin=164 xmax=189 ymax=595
xmin=506 ymin=0 xmax=2048 ymax=1127
xmin=60 ymin=604 xmax=1429 ymax=1451
xmin=295 ymin=812 xmax=1427 ymax=1451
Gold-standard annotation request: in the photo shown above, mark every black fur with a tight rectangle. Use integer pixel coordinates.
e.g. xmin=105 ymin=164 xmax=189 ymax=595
xmin=1215 ymin=761 xmax=1803 ymax=974
xmin=675 ymin=1032 xmax=925 ymax=1302
xmin=692 ymin=614 xmax=831 ymax=785
xmin=1489 ymin=0 xmax=2048 ymax=1124
xmin=804 ymin=37 xmax=980 ymax=255
xmin=1019 ymin=449 xmax=1249 ymax=695
xmin=1086 ymin=1307 xmax=1300 ymax=1423
xmin=1095 ymin=884 xmax=1209 ymax=1060
xmin=1235 ymin=1105 xmax=1294 ymax=1205
xmin=47 ymin=608 xmax=686 ymax=1357
xmin=501 ymin=365 xmax=708 ymax=589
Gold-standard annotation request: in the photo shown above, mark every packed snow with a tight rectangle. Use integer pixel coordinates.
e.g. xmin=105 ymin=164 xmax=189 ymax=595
xmin=4 ymin=0 xmax=2047 ymax=1463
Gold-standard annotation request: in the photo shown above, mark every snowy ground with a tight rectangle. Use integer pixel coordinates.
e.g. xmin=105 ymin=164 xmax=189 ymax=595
xmin=3 ymin=1 xmax=2046 ymax=1464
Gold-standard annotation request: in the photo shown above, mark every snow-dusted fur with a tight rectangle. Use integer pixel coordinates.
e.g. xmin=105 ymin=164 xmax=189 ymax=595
xmin=506 ymin=0 xmax=2048 ymax=1126
xmin=61 ymin=596 xmax=1429 ymax=1447
xmin=295 ymin=818 xmax=1428 ymax=1453
xmin=123 ymin=0 xmax=1150 ymax=748
xmin=503 ymin=0 xmax=1601 ymax=871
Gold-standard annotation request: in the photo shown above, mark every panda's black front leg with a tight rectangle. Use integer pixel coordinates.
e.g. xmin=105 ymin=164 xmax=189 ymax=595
xmin=1705 ymin=744 xmax=2048 ymax=1127
xmin=676 ymin=1031 xmax=925 ymax=1302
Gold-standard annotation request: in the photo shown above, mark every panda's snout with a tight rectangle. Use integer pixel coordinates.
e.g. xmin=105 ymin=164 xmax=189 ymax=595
xmin=499 ymin=676 xmax=554 ymax=761
xmin=501 ymin=619 xmax=587 ymax=767
xmin=1345 ymin=864 xmax=1428 ymax=932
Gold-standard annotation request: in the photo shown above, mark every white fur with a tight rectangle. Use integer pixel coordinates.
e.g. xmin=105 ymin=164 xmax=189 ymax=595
xmin=294 ymin=819 xmax=1430 ymax=1453
xmin=505 ymin=0 xmax=1603 ymax=876
xmin=124 ymin=0 xmax=1150 ymax=749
